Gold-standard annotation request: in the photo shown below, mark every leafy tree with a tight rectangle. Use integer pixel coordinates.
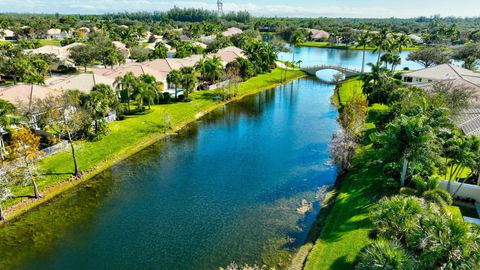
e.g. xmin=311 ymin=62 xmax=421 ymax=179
xmin=149 ymin=42 xmax=168 ymax=59
xmin=69 ymin=45 xmax=96 ymax=72
xmin=331 ymin=94 xmax=368 ymax=172
xmin=406 ymin=48 xmax=451 ymax=68
xmin=174 ymin=41 xmax=203 ymax=58
xmin=453 ymin=43 xmax=480 ymax=70
xmin=32 ymin=91 xmax=90 ymax=177
xmin=429 ymin=81 xmax=476 ymax=115
xmin=129 ymin=46 xmax=150 ymax=62
xmin=8 ymin=128 xmax=42 ymax=198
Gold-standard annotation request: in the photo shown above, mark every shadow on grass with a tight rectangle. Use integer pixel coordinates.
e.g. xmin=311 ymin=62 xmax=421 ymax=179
xmin=330 ymin=255 xmax=355 ymax=270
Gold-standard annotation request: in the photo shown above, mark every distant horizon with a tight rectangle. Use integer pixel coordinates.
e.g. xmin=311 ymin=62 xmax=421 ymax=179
xmin=0 ymin=0 xmax=479 ymax=19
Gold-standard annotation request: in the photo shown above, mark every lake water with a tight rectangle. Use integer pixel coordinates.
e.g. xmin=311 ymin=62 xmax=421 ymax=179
xmin=0 ymin=77 xmax=339 ymax=269
xmin=2 ymin=46 xmax=420 ymax=269
xmin=278 ymin=46 xmax=424 ymax=82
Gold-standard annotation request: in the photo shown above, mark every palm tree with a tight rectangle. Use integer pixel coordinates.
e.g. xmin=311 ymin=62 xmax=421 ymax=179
xmin=356 ymin=31 xmax=371 ymax=73
xmin=180 ymin=67 xmax=197 ymax=99
xmin=196 ymin=56 xmax=223 ymax=84
xmin=394 ymin=34 xmax=412 ymax=53
xmin=372 ymin=29 xmax=392 ymax=64
xmin=113 ymin=72 xmax=137 ymax=113
xmin=378 ymin=115 xmax=438 ymax=186
xmin=289 ymin=30 xmax=305 ymax=67
xmin=380 ymin=53 xmax=402 ymax=71
xmin=137 ymin=74 xmax=159 ymax=110
xmin=167 ymin=70 xmax=183 ymax=99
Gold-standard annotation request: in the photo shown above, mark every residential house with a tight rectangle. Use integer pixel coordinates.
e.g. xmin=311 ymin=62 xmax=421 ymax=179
xmin=408 ymin=34 xmax=424 ymax=44
xmin=0 ymin=84 xmax=62 ymax=131
xmin=46 ymin=28 xmax=71 ymax=40
xmin=306 ymin=29 xmax=330 ymax=41
xmin=113 ymin=41 xmax=130 ymax=59
xmin=91 ymin=63 xmax=169 ymax=89
xmin=222 ymin=27 xmax=243 ymax=37
xmin=25 ymin=43 xmax=84 ymax=64
xmin=402 ymin=64 xmax=480 ymax=136
xmin=0 ymin=29 xmax=16 ymax=41
xmin=47 ymin=73 xmax=116 ymax=94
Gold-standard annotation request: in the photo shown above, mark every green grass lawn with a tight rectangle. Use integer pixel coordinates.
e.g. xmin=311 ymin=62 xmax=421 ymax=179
xmin=298 ymin=41 xmax=422 ymax=51
xmin=304 ymin=147 xmax=393 ymax=270
xmin=0 ymin=39 xmax=62 ymax=46
xmin=5 ymin=68 xmax=306 ymax=214
xmin=336 ymin=77 xmax=364 ymax=106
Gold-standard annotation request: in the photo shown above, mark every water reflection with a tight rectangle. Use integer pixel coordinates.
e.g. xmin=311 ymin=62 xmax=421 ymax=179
xmin=0 ymin=78 xmax=339 ymax=270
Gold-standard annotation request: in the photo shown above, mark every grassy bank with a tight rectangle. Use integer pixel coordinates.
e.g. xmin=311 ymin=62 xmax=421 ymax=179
xmin=304 ymin=147 xmax=392 ymax=269
xmin=5 ymin=68 xmax=306 ymax=220
xmin=298 ymin=41 xmax=422 ymax=51
xmin=333 ymin=77 xmax=364 ymax=107
xmin=303 ymin=76 xmax=394 ymax=269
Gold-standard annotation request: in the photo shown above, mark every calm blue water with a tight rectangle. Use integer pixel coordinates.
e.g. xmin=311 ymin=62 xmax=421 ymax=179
xmin=278 ymin=46 xmax=423 ymax=71
xmin=0 ymin=78 xmax=339 ymax=270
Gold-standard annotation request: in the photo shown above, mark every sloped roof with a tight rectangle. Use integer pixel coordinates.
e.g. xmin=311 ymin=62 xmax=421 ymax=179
xmin=91 ymin=64 xmax=168 ymax=82
xmin=47 ymin=28 xmax=62 ymax=35
xmin=49 ymin=73 xmax=115 ymax=94
xmin=307 ymin=29 xmax=330 ymax=39
xmin=0 ymin=84 xmax=61 ymax=107
xmin=1 ymin=29 xmax=14 ymax=37
xmin=222 ymin=27 xmax=243 ymax=37
xmin=404 ymin=64 xmax=480 ymax=86
xmin=458 ymin=108 xmax=480 ymax=136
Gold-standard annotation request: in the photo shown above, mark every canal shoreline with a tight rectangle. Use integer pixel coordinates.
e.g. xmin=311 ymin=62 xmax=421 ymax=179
xmin=4 ymin=71 xmax=308 ymax=222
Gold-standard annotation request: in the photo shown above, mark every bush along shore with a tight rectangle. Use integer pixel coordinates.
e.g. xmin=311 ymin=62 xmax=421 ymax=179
xmin=3 ymin=68 xmax=306 ymax=222
xmin=301 ymin=54 xmax=480 ymax=269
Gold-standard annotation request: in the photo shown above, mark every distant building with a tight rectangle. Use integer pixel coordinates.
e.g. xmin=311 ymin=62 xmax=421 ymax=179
xmin=112 ymin=41 xmax=130 ymax=58
xmin=0 ymin=29 xmax=16 ymax=41
xmin=306 ymin=29 xmax=330 ymax=41
xmin=222 ymin=27 xmax=243 ymax=37
xmin=408 ymin=34 xmax=424 ymax=44
xmin=46 ymin=28 xmax=71 ymax=40
xmin=47 ymin=73 xmax=116 ymax=94
xmin=402 ymin=64 xmax=480 ymax=136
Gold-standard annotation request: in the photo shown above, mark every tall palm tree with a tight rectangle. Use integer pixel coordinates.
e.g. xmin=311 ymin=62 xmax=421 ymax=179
xmin=356 ymin=31 xmax=371 ymax=73
xmin=167 ymin=70 xmax=183 ymax=99
xmin=289 ymin=30 xmax=305 ymax=66
xmin=113 ymin=72 xmax=137 ymax=113
xmin=372 ymin=29 xmax=392 ymax=64
xmin=180 ymin=67 xmax=197 ymax=98
xmin=394 ymin=34 xmax=412 ymax=53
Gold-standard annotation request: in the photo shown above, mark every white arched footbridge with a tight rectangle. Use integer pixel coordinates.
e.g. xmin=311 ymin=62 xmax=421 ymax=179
xmin=301 ymin=65 xmax=362 ymax=77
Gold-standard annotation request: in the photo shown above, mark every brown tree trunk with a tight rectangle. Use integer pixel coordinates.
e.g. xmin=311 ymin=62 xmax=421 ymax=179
xmin=25 ymin=159 xmax=42 ymax=199
xmin=68 ymin=133 xmax=79 ymax=177
xmin=0 ymin=203 xmax=6 ymax=222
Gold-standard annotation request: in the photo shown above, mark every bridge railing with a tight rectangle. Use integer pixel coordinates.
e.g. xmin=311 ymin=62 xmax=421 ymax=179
xmin=301 ymin=65 xmax=362 ymax=74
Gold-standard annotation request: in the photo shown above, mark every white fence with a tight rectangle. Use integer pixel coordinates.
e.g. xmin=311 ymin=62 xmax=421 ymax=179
xmin=438 ymin=180 xmax=480 ymax=202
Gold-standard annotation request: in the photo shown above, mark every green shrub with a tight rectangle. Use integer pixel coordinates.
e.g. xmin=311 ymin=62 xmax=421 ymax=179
xmin=422 ymin=189 xmax=453 ymax=206
xmin=355 ymin=239 xmax=415 ymax=270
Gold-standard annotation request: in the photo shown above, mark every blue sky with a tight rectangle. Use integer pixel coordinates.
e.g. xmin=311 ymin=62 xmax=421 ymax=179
xmin=0 ymin=0 xmax=479 ymax=18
